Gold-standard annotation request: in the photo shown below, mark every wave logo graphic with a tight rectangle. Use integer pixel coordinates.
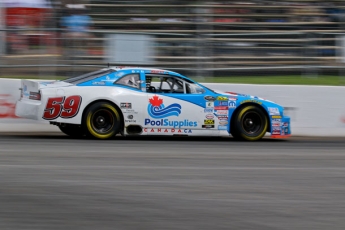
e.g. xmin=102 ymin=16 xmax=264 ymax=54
xmin=148 ymin=95 xmax=181 ymax=119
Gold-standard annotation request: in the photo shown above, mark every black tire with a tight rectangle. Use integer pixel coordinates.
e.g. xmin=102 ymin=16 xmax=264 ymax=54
xmin=83 ymin=102 xmax=121 ymax=139
xmin=58 ymin=124 xmax=84 ymax=138
xmin=231 ymin=105 xmax=268 ymax=141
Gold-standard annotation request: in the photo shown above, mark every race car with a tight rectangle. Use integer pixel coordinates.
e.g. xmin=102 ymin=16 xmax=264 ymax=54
xmin=15 ymin=66 xmax=291 ymax=141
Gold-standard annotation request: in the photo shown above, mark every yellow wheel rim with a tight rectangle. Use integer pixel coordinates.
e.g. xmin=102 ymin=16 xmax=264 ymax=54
xmin=237 ymin=106 xmax=268 ymax=141
xmin=86 ymin=104 xmax=120 ymax=139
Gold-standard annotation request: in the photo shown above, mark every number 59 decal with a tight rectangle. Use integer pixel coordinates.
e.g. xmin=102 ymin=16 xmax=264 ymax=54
xmin=43 ymin=95 xmax=82 ymax=120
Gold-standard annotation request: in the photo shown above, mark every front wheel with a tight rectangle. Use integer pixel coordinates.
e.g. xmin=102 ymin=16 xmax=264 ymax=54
xmin=231 ymin=105 xmax=268 ymax=141
xmin=83 ymin=102 xmax=121 ymax=139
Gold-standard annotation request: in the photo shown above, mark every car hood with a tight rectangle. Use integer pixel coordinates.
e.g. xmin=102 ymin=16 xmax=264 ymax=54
xmin=215 ymin=90 xmax=276 ymax=104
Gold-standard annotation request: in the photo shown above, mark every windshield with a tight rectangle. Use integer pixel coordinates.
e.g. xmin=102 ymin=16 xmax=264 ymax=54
xmin=186 ymin=82 xmax=205 ymax=94
xmin=193 ymin=81 xmax=215 ymax=93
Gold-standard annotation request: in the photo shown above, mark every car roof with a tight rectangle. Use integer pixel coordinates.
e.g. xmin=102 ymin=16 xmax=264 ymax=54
xmin=108 ymin=66 xmax=186 ymax=78
xmin=64 ymin=66 xmax=196 ymax=85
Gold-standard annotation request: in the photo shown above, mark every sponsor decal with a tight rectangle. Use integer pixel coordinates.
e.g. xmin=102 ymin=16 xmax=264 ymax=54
xmin=204 ymin=108 xmax=213 ymax=113
xmin=216 ymin=110 xmax=228 ymax=115
xmin=229 ymin=97 xmax=237 ymax=101
xmin=219 ymin=101 xmax=228 ymax=106
xmin=219 ymin=120 xmax=228 ymax=126
xmin=225 ymin=92 xmax=248 ymax=97
xmin=283 ymin=122 xmax=289 ymax=127
xmin=214 ymin=106 xmax=228 ymax=110
xmin=204 ymin=96 xmax=216 ymax=101
xmin=0 ymin=94 xmax=18 ymax=119
xmin=205 ymin=114 xmax=214 ymax=119
xmin=125 ymin=115 xmax=137 ymax=122
xmin=115 ymin=72 xmax=125 ymax=77
xmin=145 ymin=119 xmax=197 ymax=128
xmin=150 ymin=70 xmax=165 ymax=74
xmin=146 ymin=96 xmax=196 ymax=128
xmin=214 ymin=111 xmax=228 ymax=119
xmin=125 ymin=119 xmax=137 ymax=123
xmin=204 ymin=119 xmax=215 ymax=125
xmin=206 ymin=102 xmax=214 ymax=108
xmin=272 ymin=118 xmax=281 ymax=126
xmin=143 ymin=128 xmax=192 ymax=134
xmin=272 ymin=131 xmax=281 ymax=135
xmin=217 ymin=96 xmax=228 ymax=101
xmin=285 ymin=128 xmax=289 ymax=133
xmin=217 ymin=116 xmax=228 ymax=120
xmin=218 ymin=125 xmax=227 ymax=130
xmin=23 ymin=84 xmax=29 ymax=97
xmin=273 ymin=127 xmax=281 ymax=131
xmin=148 ymin=95 xmax=181 ymax=119
xmin=240 ymin=99 xmax=262 ymax=105
xmin=92 ymin=81 xmax=105 ymax=85
xmin=228 ymin=101 xmax=236 ymax=108
xmin=121 ymin=103 xmax=132 ymax=109
xmin=202 ymin=125 xmax=215 ymax=128
xmin=123 ymin=109 xmax=138 ymax=114
xmin=272 ymin=115 xmax=282 ymax=119
xmin=224 ymin=92 xmax=238 ymax=96
xmin=42 ymin=95 xmax=82 ymax=120
xmin=268 ymin=107 xmax=280 ymax=115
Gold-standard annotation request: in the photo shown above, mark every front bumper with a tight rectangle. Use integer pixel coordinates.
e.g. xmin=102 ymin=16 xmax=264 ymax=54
xmin=270 ymin=116 xmax=291 ymax=138
xmin=15 ymin=99 xmax=41 ymax=120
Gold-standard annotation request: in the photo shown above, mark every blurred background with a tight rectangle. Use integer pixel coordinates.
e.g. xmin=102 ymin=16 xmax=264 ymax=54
xmin=1 ymin=0 xmax=345 ymax=81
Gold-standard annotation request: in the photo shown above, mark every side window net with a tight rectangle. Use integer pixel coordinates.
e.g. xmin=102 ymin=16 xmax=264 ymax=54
xmin=145 ymin=74 xmax=205 ymax=94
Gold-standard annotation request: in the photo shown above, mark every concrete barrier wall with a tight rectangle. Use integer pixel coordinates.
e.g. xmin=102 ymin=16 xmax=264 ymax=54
xmin=1 ymin=78 xmax=344 ymax=136
xmin=206 ymin=83 xmax=345 ymax=137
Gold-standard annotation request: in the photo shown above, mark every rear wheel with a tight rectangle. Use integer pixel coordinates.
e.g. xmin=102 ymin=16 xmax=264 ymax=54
xmin=58 ymin=124 xmax=84 ymax=138
xmin=83 ymin=102 xmax=121 ymax=139
xmin=231 ymin=105 xmax=268 ymax=141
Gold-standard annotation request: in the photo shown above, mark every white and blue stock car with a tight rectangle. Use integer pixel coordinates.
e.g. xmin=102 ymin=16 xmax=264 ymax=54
xmin=15 ymin=67 xmax=291 ymax=141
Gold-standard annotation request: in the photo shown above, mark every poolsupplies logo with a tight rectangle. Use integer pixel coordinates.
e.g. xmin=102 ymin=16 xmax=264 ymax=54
xmin=146 ymin=95 xmax=197 ymax=128
xmin=148 ymin=95 xmax=181 ymax=118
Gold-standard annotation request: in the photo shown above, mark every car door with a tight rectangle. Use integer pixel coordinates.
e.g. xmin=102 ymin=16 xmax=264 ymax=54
xmin=143 ymin=74 xmax=220 ymax=136
xmin=111 ymin=71 xmax=148 ymax=135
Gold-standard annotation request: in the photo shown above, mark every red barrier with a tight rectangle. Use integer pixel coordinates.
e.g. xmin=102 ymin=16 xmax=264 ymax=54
xmin=0 ymin=94 xmax=18 ymax=119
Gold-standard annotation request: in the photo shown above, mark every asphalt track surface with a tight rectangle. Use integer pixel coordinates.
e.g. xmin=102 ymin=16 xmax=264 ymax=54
xmin=0 ymin=134 xmax=345 ymax=230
